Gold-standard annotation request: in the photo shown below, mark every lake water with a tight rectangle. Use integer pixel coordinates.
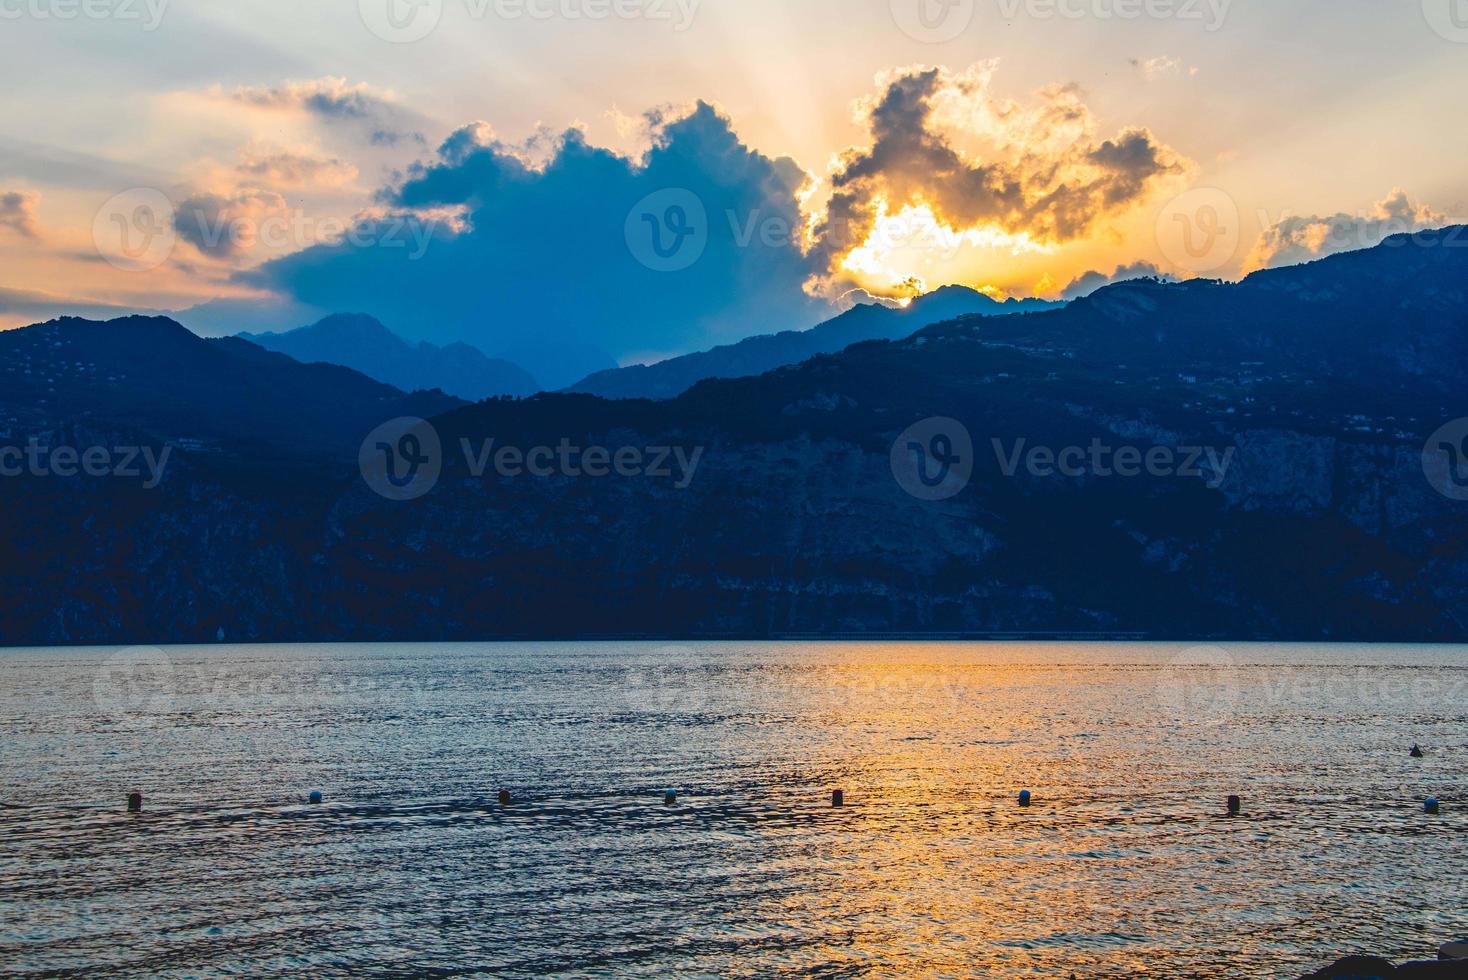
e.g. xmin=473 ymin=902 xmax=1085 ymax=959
xmin=1 ymin=642 xmax=1463 ymax=977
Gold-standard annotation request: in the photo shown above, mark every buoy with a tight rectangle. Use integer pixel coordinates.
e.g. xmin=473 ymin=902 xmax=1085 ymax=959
xmin=664 ymin=789 xmax=677 ymax=806
xmin=126 ymin=790 xmax=142 ymax=813
xmin=1411 ymin=744 xmax=1425 ymax=758
xmin=1018 ymin=790 xmax=1032 ymax=808
xmin=498 ymin=789 xmax=511 ymax=806
xmin=831 ymin=789 xmax=844 ymax=808
xmin=1425 ymin=797 xmax=1441 ymax=814
xmin=1440 ymin=938 xmax=1468 ymax=960
xmin=308 ymin=790 xmax=323 ymax=805
xmin=1227 ymin=795 xmax=1242 ymax=816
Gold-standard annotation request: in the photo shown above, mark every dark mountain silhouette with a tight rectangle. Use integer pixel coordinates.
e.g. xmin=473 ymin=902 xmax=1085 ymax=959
xmin=3 ymin=229 xmax=1468 ymax=644
xmin=569 ymin=286 xmax=1061 ymax=399
xmin=241 ymin=313 xmax=539 ymax=400
xmin=0 ymin=315 xmax=462 ymax=458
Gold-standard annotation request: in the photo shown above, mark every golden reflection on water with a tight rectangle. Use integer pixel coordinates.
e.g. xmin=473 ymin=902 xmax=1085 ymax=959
xmin=709 ymin=643 xmax=1459 ymax=975
xmin=1 ymin=642 xmax=1463 ymax=976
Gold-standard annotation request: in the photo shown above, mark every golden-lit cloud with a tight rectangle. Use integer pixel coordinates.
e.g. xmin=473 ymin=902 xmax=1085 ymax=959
xmin=806 ymin=64 xmax=1189 ymax=300
xmin=234 ymin=146 xmax=359 ymax=189
xmin=1244 ymin=189 xmax=1446 ymax=272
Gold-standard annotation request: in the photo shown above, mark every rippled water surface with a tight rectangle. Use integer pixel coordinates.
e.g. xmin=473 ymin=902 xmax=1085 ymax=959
xmin=1 ymin=642 xmax=1464 ymax=977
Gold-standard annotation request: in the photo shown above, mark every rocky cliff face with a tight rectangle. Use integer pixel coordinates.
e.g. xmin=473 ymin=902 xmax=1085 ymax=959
xmin=3 ymin=232 xmax=1468 ymax=644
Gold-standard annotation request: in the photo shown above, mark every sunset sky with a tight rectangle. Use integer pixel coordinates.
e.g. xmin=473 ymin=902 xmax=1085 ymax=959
xmin=2 ymin=0 xmax=1465 ymax=373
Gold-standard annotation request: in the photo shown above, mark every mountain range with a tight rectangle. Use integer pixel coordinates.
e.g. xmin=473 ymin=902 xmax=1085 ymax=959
xmin=3 ymin=229 xmax=1467 ymax=644
xmin=0 ymin=316 xmax=461 ymax=458
xmin=241 ymin=313 xmax=539 ymax=401
xmin=569 ymin=286 xmax=1061 ymax=399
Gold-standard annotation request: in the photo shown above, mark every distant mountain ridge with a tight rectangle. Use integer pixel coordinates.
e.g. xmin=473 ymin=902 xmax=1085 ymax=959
xmin=242 ymin=314 xmax=539 ymax=400
xmin=0 ymin=315 xmax=461 ymax=458
xmin=5 ymin=230 xmax=1468 ymax=644
xmin=568 ymin=286 xmax=1062 ymax=399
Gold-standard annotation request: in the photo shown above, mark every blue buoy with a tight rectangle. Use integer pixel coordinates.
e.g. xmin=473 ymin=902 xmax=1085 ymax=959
xmin=1425 ymin=797 xmax=1440 ymax=814
xmin=1018 ymin=790 xmax=1032 ymax=808
xmin=664 ymin=789 xmax=677 ymax=806
xmin=308 ymin=790 xmax=323 ymax=805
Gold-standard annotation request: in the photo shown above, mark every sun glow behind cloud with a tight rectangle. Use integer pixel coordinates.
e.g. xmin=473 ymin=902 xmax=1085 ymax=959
xmin=3 ymin=0 xmax=1463 ymax=359
xmin=837 ymin=199 xmax=1059 ymax=299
